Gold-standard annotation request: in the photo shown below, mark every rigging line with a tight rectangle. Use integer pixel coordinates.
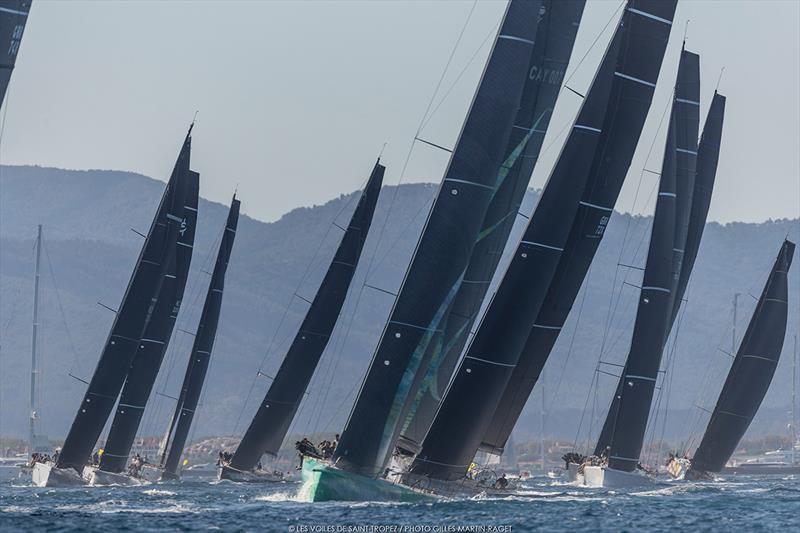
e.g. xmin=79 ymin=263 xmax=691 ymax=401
xmin=561 ymin=0 xmax=625 ymax=88
xmin=0 ymin=75 xmax=11 ymax=438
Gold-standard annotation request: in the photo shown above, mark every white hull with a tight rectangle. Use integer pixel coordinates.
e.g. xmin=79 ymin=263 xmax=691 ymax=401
xmin=86 ymin=466 xmax=146 ymax=486
xmin=566 ymin=462 xmax=583 ymax=484
xmin=582 ymin=465 xmax=654 ymax=488
xmin=218 ymin=464 xmax=284 ymax=483
xmin=31 ymin=462 xmax=88 ymax=487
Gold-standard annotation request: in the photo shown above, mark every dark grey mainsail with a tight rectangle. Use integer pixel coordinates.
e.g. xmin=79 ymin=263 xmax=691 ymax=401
xmin=690 ymin=239 xmax=795 ymax=474
xmin=0 ymin=0 xmax=31 ymax=108
xmin=56 ymin=130 xmax=194 ymax=473
xmin=161 ymin=197 xmax=240 ymax=480
xmin=98 ymin=172 xmax=199 ymax=474
xmin=228 ymin=160 xmax=384 ymax=472
xmin=332 ymin=0 xmax=545 ymax=478
xmin=594 ymin=111 xmax=678 ymax=471
xmin=398 ymin=0 xmax=586 ymax=454
xmin=408 ymin=0 xmax=677 ymax=481
xmin=480 ymin=0 xmax=678 ymax=455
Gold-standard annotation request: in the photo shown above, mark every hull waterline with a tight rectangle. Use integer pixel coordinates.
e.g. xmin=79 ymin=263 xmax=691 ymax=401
xmin=581 ymin=465 xmax=655 ymax=488
xmin=85 ymin=465 xmax=146 ymax=486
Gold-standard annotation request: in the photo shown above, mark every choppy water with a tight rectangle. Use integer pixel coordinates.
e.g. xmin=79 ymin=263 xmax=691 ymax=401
xmin=1 ymin=462 xmax=799 ymax=532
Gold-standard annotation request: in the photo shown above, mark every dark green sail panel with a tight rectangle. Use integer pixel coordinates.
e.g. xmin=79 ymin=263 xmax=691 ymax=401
xmin=161 ymin=197 xmax=240 ymax=479
xmin=480 ymin=0 xmax=678 ymax=456
xmin=691 ymin=240 xmax=795 ymax=473
xmin=228 ymin=160 xmax=384 ymax=472
xmin=99 ymin=171 xmax=198 ymax=474
xmin=56 ymin=130 xmax=194 ymax=473
xmin=333 ymin=0 xmax=545 ymax=478
xmin=399 ymin=0 xmax=586 ymax=454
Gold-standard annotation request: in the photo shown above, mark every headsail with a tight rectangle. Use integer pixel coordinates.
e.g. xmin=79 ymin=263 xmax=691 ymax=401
xmin=160 ymin=197 xmax=241 ymax=479
xmin=98 ymin=171 xmax=199 ymax=473
xmin=409 ymin=0 xmax=676 ymax=481
xmin=0 ymin=0 xmax=31 ymax=108
xmin=480 ymin=0 xmax=678 ymax=456
xmin=398 ymin=0 xmax=586 ymax=454
xmin=56 ymin=129 xmax=194 ymax=473
xmin=332 ymin=0 xmax=546 ymax=478
xmin=228 ymin=160 xmax=384 ymax=472
xmin=690 ymin=240 xmax=795 ymax=473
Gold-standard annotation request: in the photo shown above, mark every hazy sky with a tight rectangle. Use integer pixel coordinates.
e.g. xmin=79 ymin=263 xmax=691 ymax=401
xmin=1 ymin=0 xmax=798 ymax=224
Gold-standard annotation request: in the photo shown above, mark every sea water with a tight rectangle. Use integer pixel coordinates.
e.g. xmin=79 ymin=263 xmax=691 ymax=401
xmin=0 ymin=462 xmax=798 ymax=532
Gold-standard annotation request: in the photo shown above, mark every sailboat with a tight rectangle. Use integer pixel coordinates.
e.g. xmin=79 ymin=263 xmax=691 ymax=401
xmin=571 ymin=48 xmax=703 ymax=489
xmin=31 ymin=127 xmax=198 ymax=487
xmin=300 ymin=0 xmax=555 ymax=503
xmin=220 ymin=159 xmax=384 ymax=483
xmin=157 ymin=196 xmax=240 ymax=481
xmin=667 ymin=240 xmax=796 ymax=480
xmin=0 ymin=0 xmax=31 ymax=108
xmin=84 ymin=166 xmax=198 ymax=486
xmin=398 ymin=0 xmax=586 ymax=456
xmin=394 ymin=0 xmax=676 ymax=496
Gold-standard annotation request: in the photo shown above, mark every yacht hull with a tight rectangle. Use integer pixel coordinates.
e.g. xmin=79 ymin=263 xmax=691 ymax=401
xmin=218 ymin=464 xmax=284 ymax=483
xmin=86 ymin=466 xmax=146 ymax=486
xmin=31 ymin=462 xmax=88 ymax=487
xmin=299 ymin=457 xmax=432 ymax=502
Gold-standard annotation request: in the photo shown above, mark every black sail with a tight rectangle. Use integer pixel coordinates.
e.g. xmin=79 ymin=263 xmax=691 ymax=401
xmin=670 ymin=91 xmax=726 ymax=326
xmin=228 ymin=161 xmax=384 ymax=472
xmin=57 ymin=130 xmax=193 ymax=472
xmin=399 ymin=0 xmax=586 ymax=453
xmin=332 ymin=0 xmax=544 ymax=478
xmin=691 ymin=240 xmax=795 ymax=473
xmin=409 ymin=0 xmax=677 ymax=481
xmin=98 ymin=173 xmax=199 ymax=473
xmin=595 ymin=112 xmax=678 ymax=471
xmin=161 ymin=197 xmax=240 ymax=479
xmin=0 ymin=0 xmax=31 ymax=108
xmin=480 ymin=0 xmax=678 ymax=455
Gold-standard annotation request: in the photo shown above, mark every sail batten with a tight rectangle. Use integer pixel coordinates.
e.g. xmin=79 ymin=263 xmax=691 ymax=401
xmin=0 ymin=0 xmax=30 ymax=108
xmin=691 ymin=240 xmax=795 ymax=474
xmin=228 ymin=160 xmax=384 ymax=472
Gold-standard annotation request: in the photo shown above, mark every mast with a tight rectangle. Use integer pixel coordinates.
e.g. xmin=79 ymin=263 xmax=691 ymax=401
xmin=408 ymin=0 xmax=677 ymax=481
xmin=228 ymin=160 xmax=384 ymax=472
xmin=160 ymin=197 xmax=240 ymax=479
xmin=0 ymin=0 xmax=31 ymax=108
xmin=691 ymin=240 xmax=795 ymax=473
xmin=99 ymin=170 xmax=199 ymax=474
xmin=332 ymin=0 xmax=545 ymax=478
xmin=399 ymin=0 xmax=586 ymax=453
xmin=28 ymin=223 xmax=41 ymax=454
xmin=480 ymin=0 xmax=678 ymax=456
xmin=56 ymin=128 xmax=193 ymax=473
